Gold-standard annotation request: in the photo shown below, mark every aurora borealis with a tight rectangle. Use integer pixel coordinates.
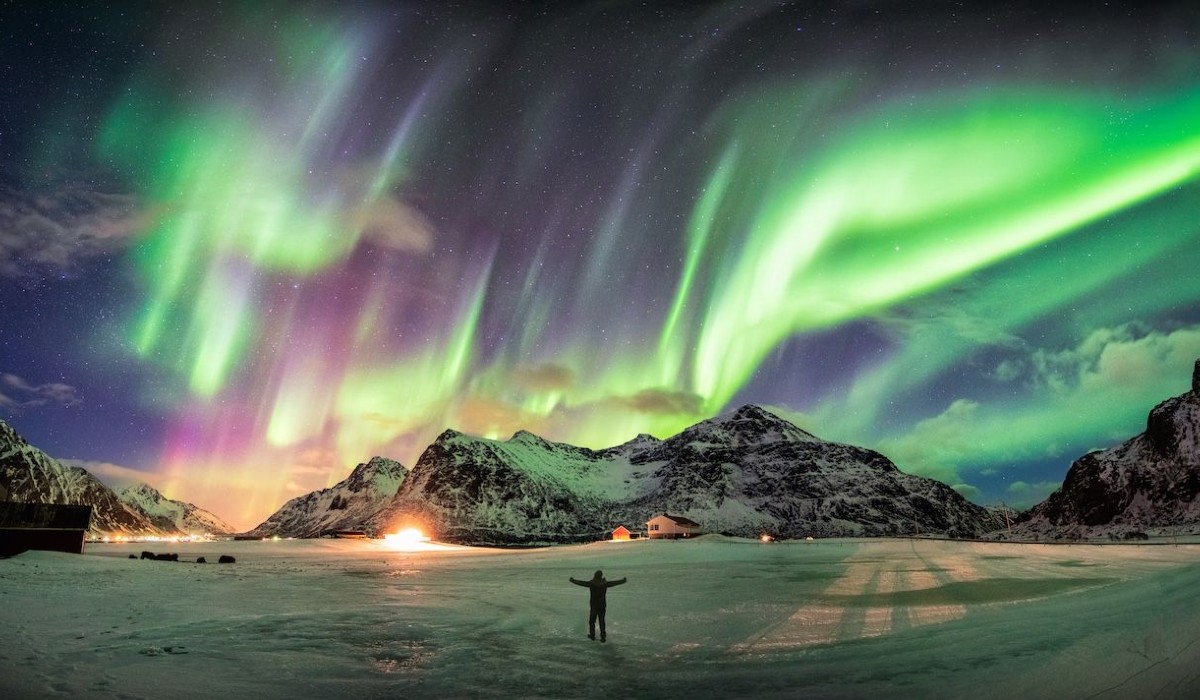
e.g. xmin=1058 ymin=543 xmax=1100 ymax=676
xmin=4 ymin=1 xmax=1200 ymax=529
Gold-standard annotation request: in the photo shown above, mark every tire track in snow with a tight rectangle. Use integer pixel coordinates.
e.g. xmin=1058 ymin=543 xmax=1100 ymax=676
xmin=902 ymin=541 xmax=974 ymax=629
xmin=733 ymin=541 xmax=986 ymax=653
xmin=731 ymin=546 xmax=896 ymax=652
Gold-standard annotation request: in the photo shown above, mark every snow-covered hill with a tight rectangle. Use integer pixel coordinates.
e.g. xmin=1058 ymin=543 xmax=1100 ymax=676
xmin=371 ymin=405 xmax=999 ymax=543
xmin=1015 ymin=359 xmax=1200 ymax=538
xmin=117 ymin=482 xmax=235 ymax=536
xmin=0 ymin=420 xmax=160 ymax=536
xmin=245 ymin=456 xmax=408 ymax=538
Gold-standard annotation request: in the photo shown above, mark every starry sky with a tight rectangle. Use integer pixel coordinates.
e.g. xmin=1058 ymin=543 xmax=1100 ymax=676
xmin=3 ymin=0 xmax=1200 ymax=530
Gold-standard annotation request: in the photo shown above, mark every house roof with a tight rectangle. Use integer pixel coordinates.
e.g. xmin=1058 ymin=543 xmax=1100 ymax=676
xmin=649 ymin=513 xmax=702 ymax=527
xmin=0 ymin=502 xmax=93 ymax=529
xmin=612 ymin=525 xmax=631 ymax=532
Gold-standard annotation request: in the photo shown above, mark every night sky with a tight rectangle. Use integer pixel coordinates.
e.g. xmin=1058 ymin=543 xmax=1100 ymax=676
xmin=3 ymin=1 xmax=1200 ymax=530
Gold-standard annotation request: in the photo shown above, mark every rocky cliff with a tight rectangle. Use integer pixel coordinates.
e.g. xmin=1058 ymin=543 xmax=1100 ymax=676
xmin=1014 ymin=359 xmax=1200 ymax=538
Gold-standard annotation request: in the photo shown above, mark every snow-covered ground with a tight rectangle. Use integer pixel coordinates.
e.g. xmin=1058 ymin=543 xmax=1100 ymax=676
xmin=3 ymin=537 xmax=1199 ymax=699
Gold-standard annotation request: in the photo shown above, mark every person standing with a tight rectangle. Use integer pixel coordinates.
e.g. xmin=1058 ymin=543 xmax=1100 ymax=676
xmin=569 ymin=570 xmax=627 ymax=642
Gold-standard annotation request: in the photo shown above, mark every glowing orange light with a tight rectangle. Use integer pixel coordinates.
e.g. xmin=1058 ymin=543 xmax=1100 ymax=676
xmin=384 ymin=528 xmax=431 ymax=549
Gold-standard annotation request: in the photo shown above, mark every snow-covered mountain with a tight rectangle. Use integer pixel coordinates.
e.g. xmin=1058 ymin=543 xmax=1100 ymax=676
xmin=625 ymin=405 xmax=997 ymax=538
xmin=370 ymin=405 xmax=999 ymax=543
xmin=117 ymin=482 xmax=235 ymax=536
xmin=1014 ymin=359 xmax=1200 ymax=538
xmin=0 ymin=420 xmax=159 ymax=536
xmin=245 ymin=456 xmax=408 ymax=538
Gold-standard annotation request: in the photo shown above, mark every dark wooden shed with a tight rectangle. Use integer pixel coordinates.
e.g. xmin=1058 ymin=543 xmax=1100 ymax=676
xmin=0 ymin=502 xmax=93 ymax=556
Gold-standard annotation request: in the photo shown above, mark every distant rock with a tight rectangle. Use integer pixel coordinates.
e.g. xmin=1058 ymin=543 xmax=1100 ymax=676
xmin=0 ymin=420 xmax=161 ymax=536
xmin=118 ymin=482 xmax=235 ymax=537
xmin=244 ymin=456 xmax=408 ymax=538
xmin=1014 ymin=359 xmax=1200 ymax=538
xmin=369 ymin=404 xmax=1000 ymax=543
xmin=218 ymin=555 xmax=235 ymax=564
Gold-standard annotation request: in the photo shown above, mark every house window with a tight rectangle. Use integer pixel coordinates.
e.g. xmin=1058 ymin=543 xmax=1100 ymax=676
xmin=649 ymin=524 xmax=658 ymax=531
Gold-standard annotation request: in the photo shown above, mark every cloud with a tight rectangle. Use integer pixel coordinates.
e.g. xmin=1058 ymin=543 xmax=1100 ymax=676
xmin=951 ymin=483 xmax=983 ymax=503
xmin=994 ymin=359 xmax=1024 ymax=383
xmin=877 ymin=322 xmax=1200 ymax=489
xmin=334 ymin=167 xmax=434 ymax=253
xmin=511 ymin=363 xmax=575 ymax=393
xmin=0 ymin=181 xmax=146 ymax=278
xmin=875 ymin=398 xmax=979 ymax=484
xmin=1016 ymin=322 xmax=1200 ymax=396
xmin=61 ymin=459 xmax=159 ymax=491
xmin=290 ymin=447 xmax=343 ymax=475
xmin=455 ymin=397 xmax=541 ymax=438
xmin=1 ymin=373 xmax=81 ymax=409
xmin=1077 ymin=325 xmax=1200 ymax=395
xmin=354 ymin=195 xmax=434 ymax=253
xmin=879 ymin=295 xmax=1024 ymax=349
xmin=760 ymin=405 xmax=823 ymax=435
xmin=1005 ymin=480 xmax=1060 ymax=510
xmin=621 ymin=388 xmax=704 ymax=415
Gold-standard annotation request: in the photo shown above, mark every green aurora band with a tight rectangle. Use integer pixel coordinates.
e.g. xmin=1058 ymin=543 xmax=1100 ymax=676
xmin=690 ymin=87 xmax=1200 ymax=413
xmin=93 ymin=12 xmax=1200 ymax=501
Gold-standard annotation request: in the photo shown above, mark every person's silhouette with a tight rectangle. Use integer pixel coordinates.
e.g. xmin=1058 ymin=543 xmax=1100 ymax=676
xmin=569 ymin=570 xmax=627 ymax=642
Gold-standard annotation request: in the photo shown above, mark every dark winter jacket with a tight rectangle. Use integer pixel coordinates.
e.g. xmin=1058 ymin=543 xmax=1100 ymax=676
xmin=570 ymin=576 xmax=627 ymax=609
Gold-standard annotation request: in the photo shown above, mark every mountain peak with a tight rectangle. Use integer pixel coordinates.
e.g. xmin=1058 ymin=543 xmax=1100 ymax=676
xmin=0 ymin=420 xmax=25 ymax=446
xmin=120 ymin=482 xmax=162 ymax=499
xmin=246 ymin=455 xmax=407 ymax=537
xmin=1193 ymin=358 xmax=1199 ymax=394
xmin=356 ymin=456 xmax=405 ymax=473
xmin=436 ymin=428 xmax=465 ymax=443
xmin=700 ymin=404 xmax=819 ymax=444
xmin=346 ymin=457 xmax=408 ymax=493
xmin=728 ymin=404 xmax=781 ymax=422
xmin=509 ymin=429 xmax=545 ymax=444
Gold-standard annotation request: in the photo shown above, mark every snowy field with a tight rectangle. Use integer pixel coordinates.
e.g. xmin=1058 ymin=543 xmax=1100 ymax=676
xmin=3 ymin=537 xmax=1200 ymax=700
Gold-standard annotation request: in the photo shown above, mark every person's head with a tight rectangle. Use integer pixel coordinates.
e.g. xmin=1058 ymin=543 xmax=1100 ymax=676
xmin=593 ymin=570 xmax=603 ymax=580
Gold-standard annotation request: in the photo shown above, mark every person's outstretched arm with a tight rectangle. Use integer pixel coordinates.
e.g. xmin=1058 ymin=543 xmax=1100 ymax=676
xmin=607 ymin=577 xmax=627 ymax=587
xmin=569 ymin=577 xmax=587 ymax=586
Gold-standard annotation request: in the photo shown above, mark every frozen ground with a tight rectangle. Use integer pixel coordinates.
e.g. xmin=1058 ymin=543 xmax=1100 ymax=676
xmin=2 ymin=537 xmax=1199 ymax=699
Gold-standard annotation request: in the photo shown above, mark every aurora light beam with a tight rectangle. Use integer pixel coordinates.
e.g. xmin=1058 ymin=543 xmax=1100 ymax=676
xmin=5 ymin=1 xmax=1200 ymax=528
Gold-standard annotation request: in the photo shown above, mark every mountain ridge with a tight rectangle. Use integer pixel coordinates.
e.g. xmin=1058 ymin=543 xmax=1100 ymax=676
xmin=368 ymin=404 xmax=1000 ymax=543
xmin=117 ymin=482 xmax=235 ymax=536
